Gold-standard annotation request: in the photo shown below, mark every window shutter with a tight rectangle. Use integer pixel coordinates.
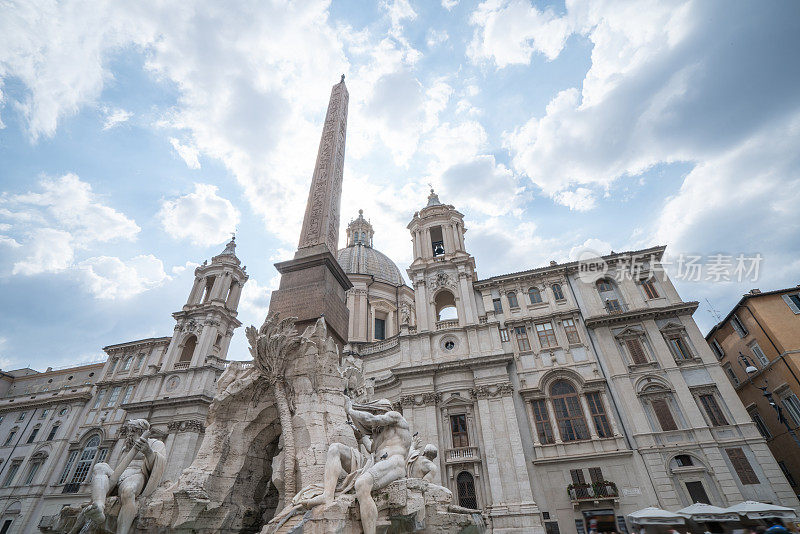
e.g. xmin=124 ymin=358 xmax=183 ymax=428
xmin=726 ymin=447 xmax=759 ymax=485
xmin=782 ymin=294 xmax=800 ymax=314
xmin=570 ymin=469 xmax=586 ymax=484
xmin=625 ymin=338 xmax=647 ymax=364
xmin=589 ymin=467 xmax=603 ymax=483
xmin=651 ymin=398 xmax=678 ymax=431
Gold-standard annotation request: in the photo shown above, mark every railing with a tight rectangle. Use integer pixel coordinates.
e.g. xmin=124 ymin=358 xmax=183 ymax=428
xmin=62 ymin=483 xmax=81 ymax=494
xmin=221 ymin=360 xmax=254 ymax=369
xmin=436 ymin=319 xmax=459 ymax=330
xmin=359 ymin=336 xmax=400 ymax=356
xmin=173 ymin=361 xmax=190 ymax=370
xmin=567 ymin=482 xmax=618 ymax=502
xmin=445 ymin=446 xmax=481 ymax=463
xmin=478 ymin=316 xmax=488 ymax=324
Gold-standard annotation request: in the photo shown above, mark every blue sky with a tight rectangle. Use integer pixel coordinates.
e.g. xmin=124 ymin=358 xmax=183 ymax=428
xmin=1 ymin=0 xmax=799 ymax=371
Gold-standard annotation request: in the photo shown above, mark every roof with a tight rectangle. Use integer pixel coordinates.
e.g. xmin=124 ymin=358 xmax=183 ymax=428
xmin=705 ymin=285 xmax=800 ymax=340
xmin=337 ymin=243 xmax=405 ymax=286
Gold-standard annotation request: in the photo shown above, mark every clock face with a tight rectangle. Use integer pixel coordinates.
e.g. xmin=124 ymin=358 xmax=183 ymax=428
xmin=165 ymin=376 xmax=180 ymax=392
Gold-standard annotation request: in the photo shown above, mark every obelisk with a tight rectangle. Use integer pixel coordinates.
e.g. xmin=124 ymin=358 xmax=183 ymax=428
xmin=268 ymin=76 xmax=352 ymax=345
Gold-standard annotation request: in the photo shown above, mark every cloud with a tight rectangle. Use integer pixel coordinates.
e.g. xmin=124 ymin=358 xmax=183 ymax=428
xmin=159 ymin=184 xmax=240 ymax=247
xmin=169 ymin=138 xmax=201 ymax=169
xmin=78 ymin=254 xmax=169 ymax=299
xmin=102 ymin=107 xmax=132 ymax=130
xmin=442 ymin=0 xmax=459 ymax=10
xmin=440 ymin=155 xmax=518 ymax=216
xmin=569 ymin=238 xmax=613 ymax=261
xmin=553 ymin=187 xmax=596 ymax=211
xmin=426 ymin=29 xmax=449 ymax=48
xmin=238 ymin=276 xmax=278 ymax=326
xmin=12 ymin=228 xmax=74 ymax=275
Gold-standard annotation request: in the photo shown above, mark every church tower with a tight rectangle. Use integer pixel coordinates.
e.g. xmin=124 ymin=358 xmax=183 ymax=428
xmin=161 ymin=237 xmax=248 ymax=371
xmin=407 ymin=189 xmax=480 ymax=332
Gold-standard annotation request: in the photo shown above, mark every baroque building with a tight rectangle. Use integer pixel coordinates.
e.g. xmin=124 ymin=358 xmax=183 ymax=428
xmin=0 ymin=78 xmax=797 ymax=534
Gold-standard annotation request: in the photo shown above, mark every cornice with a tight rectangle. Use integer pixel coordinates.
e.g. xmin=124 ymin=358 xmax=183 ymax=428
xmin=122 ymin=394 xmax=214 ymax=411
xmin=0 ymin=388 xmax=94 ymax=413
xmin=583 ymin=302 xmax=698 ymax=328
xmin=391 ymin=352 xmax=514 ymax=378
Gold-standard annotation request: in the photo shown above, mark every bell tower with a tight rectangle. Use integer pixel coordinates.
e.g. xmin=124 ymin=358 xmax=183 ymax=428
xmin=162 ymin=237 xmax=248 ymax=371
xmin=407 ymin=190 xmax=479 ymax=332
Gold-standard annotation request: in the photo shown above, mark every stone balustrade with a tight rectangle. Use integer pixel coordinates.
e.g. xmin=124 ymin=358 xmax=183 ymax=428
xmin=445 ymin=446 xmax=481 ymax=464
xmin=436 ymin=319 xmax=459 ymax=330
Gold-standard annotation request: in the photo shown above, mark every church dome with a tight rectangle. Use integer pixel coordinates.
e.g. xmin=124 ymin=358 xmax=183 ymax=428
xmin=336 ymin=210 xmax=404 ymax=286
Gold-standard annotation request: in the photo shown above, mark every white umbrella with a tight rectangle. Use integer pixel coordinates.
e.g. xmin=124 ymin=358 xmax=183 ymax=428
xmin=628 ymin=507 xmax=686 ymax=525
xmin=726 ymin=500 xmax=797 ymax=520
xmin=677 ymin=503 xmax=740 ymax=522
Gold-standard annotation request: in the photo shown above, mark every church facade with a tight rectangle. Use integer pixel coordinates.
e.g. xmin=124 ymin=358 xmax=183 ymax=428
xmin=0 ymin=77 xmax=798 ymax=533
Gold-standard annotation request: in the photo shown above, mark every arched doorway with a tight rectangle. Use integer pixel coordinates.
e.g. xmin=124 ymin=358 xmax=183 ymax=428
xmin=456 ymin=471 xmax=478 ymax=509
xmin=179 ymin=335 xmax=197 ymax=363
xmin=435 ymin=290 xmax=458 ymax=321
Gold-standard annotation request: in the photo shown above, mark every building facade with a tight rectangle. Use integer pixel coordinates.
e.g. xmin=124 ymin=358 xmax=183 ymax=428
xmin=0 ymin=239 xmax=247 ymax=533
xmin=705 ymin=286 xmax=800 ymax=500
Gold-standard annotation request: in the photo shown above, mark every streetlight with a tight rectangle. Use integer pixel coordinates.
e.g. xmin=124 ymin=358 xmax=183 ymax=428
xmin=743 ymin=359 xmax=800 ymax=450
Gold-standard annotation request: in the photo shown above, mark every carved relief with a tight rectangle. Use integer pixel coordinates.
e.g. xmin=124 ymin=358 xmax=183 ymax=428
xmin=470 ymin=383 xmax=514 ymax=399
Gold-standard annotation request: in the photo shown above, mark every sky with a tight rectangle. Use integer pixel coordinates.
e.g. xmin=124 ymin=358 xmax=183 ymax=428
xmin=1 ymin=0 xmax=799 ymax=371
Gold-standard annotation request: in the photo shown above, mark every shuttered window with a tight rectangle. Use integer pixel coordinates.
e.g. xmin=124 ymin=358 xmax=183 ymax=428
xmin=570 ymin=469 xmax=586 ymax=484
xmin=651 ymin=398 xmax=678 ymax=431
xmin=699 ymin=394 xmax=728 ymax=426
xmin=531 ymin=399 xmax=554 ymax=444
xmin=515 ymin=326 xmax=531 ymax=352
xmin=726 ymin=448 xmax=759 ymax=485
xmin=625 ymin=338 xmax=647 ymax=365
xmin=586 ymin=392 xmax=612 ymax=438
xmin=588 ymin=467 xmax=603 ymax=483
xmin=450 ymin=414 xmax=469 ymax=448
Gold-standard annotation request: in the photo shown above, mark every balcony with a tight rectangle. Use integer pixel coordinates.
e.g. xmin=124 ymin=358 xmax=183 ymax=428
xmin=445 ymin=446 xmax=481 ymax=464
xmin=567 ymin=481 xmax=619 ymax=506
xmin=436 ymin=319 xmax=459 ymax=331
xmin=173 ymin=361 xmax=190 ymax=370
xmin=62 ymin=482 xmax=81 ymax=494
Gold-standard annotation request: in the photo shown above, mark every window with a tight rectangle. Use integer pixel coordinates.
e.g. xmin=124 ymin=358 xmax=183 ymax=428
xmin=16 ymin=412 xmax=26 ymax=422
xmin=588 ymin=467 xmax=604 ymax=484
xmin=2 ymin=460 xmax=21 ymax=487
xmin=135 ymin=354 xmax=145 ymax=369
xmin=456 ymin=471 xmax=478 ymax=509
xmin=179 ymin=335 xmax=197 ymax=363
xmin=1 ymin=520 xmax=12 ymax=534
xmin=3 ymin=429 xmax=17 ymax=447
xmin=640 ymin=278 xmax=660 ymax=299
xmin=551 ymin=283 xmax=565 ymax=301
xmin=59 ymin=451 xmax=78 ymax=484
xmin=563 ymin=318 xmax=580 ymax=344
xmin=749 ymin=409 xmax=771 ymax=439
xmin=106 ymin=386 xmax=121 ymax=407
xmin=710 ymin=339 xmax=724 ymax=359
xmin=544 ymin=521 xmax=561 ymax=534
xmin=726 ymin=447 xmax=759 ymax=485
xmin=531 ymin=399 xmax=554 ymax=444
xmin=26 ymin=425 xmax=40 ymax=444
xmin=685 ymin=481 xmax=711 ymax=504
xmin=536 ymin=322 xmax=557 ymax=348
xmin=374 ymin=318 xmax=386 ymax=340
xmin=492 ymin=298 xmax=502 ymax=314
xmin=668 ymin=336 xmax=693 ymax=361
xmin=24 ymin=456 xmax=45 ymax=485
xmin=699 ymin=394 xmax=728 ymax=426
xmin=782 ymin=293 xmax=800 ymax=314
xmin=605 ymin=299 xmax=623 ymax=313
xmin=93 ymin=389 xmax=105 ymax=409
xmin=121 ymin=385 xmax=135 ymax=405
xmin=551 ymin=381 xmax=589 ymax=441
xmin=40 ymin=409 xmax=50 ymax=419
xmin=675 ymin=454 xmax=694 ymax=467
xmin=430 ymin=226 xmax=445 ymax=257
xmin=507 ymin=292 xmax=519 ymax=308
xmin=107 ymin=359 xmax=118 ymax=374
xmin=782 ymin=393 xmax=800 ymax=426
xmin=651 ymin=398 xmax=678 ymax=431
xmin=498 ymin=328 xmax=509 ymax=342
xmin=450 ymin=414 xmax=469 ymax=448
xmin=750 ymin=342 xmax=769 ymax=366
xmin=596 ymin=279 xmax=613 ymax=292
xmin=121 ymin=357 xmax=133 ymax=371
xmin=71 ymin=436 xmax=101 ymax=485
xmin=46 ymin=424 xmax=60 ymax=441
xmin=723 ymin=364 xmax=739 ymax=386
xmin=625 ymin=338 xmax=648 ymax=365
xmin=778 ymin=461 xmax=797 ymax=487
xmin=528 ymin=287 xmax=542 ymax=304
xmin=515 ymin=326 xmax=531 ymax=352
xmin=731 ymin=314 xmax=748 ymax=337
xmin=586 ymin=392 xmax=612 ymax=438
xmin=570 ymin=469 xmax=586 ymax=484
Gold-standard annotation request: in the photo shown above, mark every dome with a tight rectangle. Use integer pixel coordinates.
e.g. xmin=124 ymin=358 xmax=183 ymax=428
xmin=337 ymin=244 xmax=404 ymax=286
xmin=337 ymin=209 xmax=404 ymax=286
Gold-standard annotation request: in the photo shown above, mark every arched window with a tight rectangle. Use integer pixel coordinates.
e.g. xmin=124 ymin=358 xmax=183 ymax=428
xmin=71 ymin=436 xmax=100 ymax=484
xmin=550 ymin=381 xmax=589 ymax=441
xmin=456 ymin=471 xmax=478 ymax=509
xmin=506 ymin=292 xmax=519 ymax=308
xmin=528 ymin=287 xmax=542 ymax=304
xmin=179 ymin=335 xmax=197 ymax=363
xmin=551 ymin=283 xmax=565 ymax=301
xmin=26 ymin=425 xmax=40 ymax=444
xmin=24 ymin=452 xmax=47 ymax=485
xmin=121 ymin=356 xmax=133 ymax=372
xmin=596 ymin=279 xmax=623 ymax=312
xmin=435 ymin=290 xmax=458 ymax=321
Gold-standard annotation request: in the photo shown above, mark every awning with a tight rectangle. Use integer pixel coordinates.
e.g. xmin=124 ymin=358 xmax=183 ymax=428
xmin=677 ymin=503 xmax=740 ymax=522
xmin=726 ymin=501 xmax=798 ymax=520
xmin=628 ymin=507 xmax=686 ymax=525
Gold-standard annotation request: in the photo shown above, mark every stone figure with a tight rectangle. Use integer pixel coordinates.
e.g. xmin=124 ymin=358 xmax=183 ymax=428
xmin=287 ymin=395 xmax=411 ymax=534
xmin=69 ymin=419 xmax=166 ymax=534
xmin=407 ymin=439 xmax=439 ymax=483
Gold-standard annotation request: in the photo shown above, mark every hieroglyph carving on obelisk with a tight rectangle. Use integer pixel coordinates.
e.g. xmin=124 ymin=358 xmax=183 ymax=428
xmin=298 ymin=75 xmax=349 ymax=254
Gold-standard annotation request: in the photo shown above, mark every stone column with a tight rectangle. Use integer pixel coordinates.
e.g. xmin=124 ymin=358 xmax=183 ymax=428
xmin=548 ymin=399 xmax=563 ymax=443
